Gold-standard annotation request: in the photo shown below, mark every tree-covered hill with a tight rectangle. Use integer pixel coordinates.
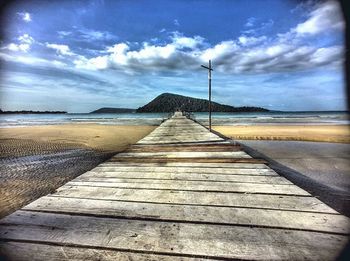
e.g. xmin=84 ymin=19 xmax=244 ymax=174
xmin=136 ymin=93 xmax=268 ymax=113
xmin=90 ymin=108 xmax=135 ymax=113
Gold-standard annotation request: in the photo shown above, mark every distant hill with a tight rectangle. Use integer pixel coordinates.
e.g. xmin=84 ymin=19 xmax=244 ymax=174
xmin=90 ymin=107 xmax=136 ymax=113
xmin=136 ymin=93 xmax=268 ymax=113
xmin=0 ymin=109 xmax=67 ymax=114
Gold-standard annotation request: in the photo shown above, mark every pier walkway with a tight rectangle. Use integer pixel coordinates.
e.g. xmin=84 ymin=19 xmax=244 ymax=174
xmin=1 ymin=112 xmax=349 ymax=260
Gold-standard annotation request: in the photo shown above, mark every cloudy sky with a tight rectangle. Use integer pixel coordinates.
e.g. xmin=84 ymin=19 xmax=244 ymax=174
xmin=0 ymin=0 xmax=346 ymax=112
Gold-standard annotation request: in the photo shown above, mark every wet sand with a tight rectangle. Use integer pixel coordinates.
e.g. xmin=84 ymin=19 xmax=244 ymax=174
xmin=212 ymin=125 xmax=350 ymax=216
xmin=0 ymin=124 xmax=156 ymax=217
xmin=238 ymin=140 xmax=350 ymax=216
xmin=213 ymin=125 xmax=350 ymax=143
xmin=238 ymin=140 xmax=350 ymax=192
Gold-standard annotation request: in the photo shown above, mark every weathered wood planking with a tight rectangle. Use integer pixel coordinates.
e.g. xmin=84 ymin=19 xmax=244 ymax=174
xmin=1 ymin=112 xmax=349 ymax=260
xmin=99 ymin=162 xmax=271 ymax=168
xmin=0 ymin=242 xmax=196 ymax=261
xmin=91 ymin=167 xmax=277 ymax=175
xmin=65 ymin=180 xmax=309 ymax=195
xmin=52 ymin=186 xmax=338 ymax=213
xmin=21 ymin=197 xmax=349 ymax=234
xmin=126 ymin=144 xmax=242 ymax=152
xmin=77 ymin=171 xmax=292 ymax=184
xmin=0 ymin=211 xmax=347 ymax=260
xmin=117 ymin=151 xmax=251 ymax=158
xmin=109 ymin=157 xmax=267 ymax=164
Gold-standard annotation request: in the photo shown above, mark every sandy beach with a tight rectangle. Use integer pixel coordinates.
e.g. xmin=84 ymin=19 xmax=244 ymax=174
xmin=0 ymin=124 xmax=156 ymax=156
xmin=0 ymin=124 xmax=156 ymax=217
xmin=1 ymin=123 xmax=349 ymax=218
xmin=213 ymin=125 xmax=350 ymax=143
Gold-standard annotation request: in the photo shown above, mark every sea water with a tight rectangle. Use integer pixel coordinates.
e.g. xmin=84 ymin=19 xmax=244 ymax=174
xmin=0 ymin=111 xmax=348 ymax=127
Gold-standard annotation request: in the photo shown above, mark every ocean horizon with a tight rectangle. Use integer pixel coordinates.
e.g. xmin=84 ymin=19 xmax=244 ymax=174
xmin=0 ymin=111 xmax=348 ymax=127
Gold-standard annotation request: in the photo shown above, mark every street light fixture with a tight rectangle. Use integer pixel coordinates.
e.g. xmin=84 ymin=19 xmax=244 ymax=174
xmin=201 ymin=60 xmax=213 ymax=131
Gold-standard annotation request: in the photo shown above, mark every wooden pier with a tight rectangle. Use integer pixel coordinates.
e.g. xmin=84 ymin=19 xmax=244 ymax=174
xmin=1 ymin=112 xmax=349 ymax=260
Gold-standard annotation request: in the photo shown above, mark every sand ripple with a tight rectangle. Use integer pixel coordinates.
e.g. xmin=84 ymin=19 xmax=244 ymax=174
xmin=0 ymin=148 xmax=114 ymax=218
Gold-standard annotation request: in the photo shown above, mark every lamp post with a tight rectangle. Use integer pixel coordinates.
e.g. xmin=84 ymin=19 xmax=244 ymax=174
xmin=201 ymin=60 xmax=213 ymax=131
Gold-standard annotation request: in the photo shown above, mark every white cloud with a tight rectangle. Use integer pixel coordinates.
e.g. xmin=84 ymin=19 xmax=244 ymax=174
xmin=57 ymin=31 xmax=73 ymax=38
xmin=242 ymin=19 xmax=274 ymax=35
xmin=309 ymin=46 xmax=343 ymax=65
xmin=74 ymin=30 xmax=343 ymax=74
xmin=6 ymin=43 xmax=30 ymax=52
xmin=46 ymin=43 xmax=74 ymax=56
xmin=238 ymin=35 xmax=267 ymax=46
xmin=245 ymin=17 xmax=256 ymax=27
xmin=294 ymin=1 xmax=344 ymax=36
xmin=132 ymin=44 xmax=175 ymax=59
xmin=200 ymin=41 xmax=238 ymax=61
xmin=171 ymin=33 xmax=204 ymax=49
xmin=0 ymin=52 xmax=66 ymax=68
xmin=18 ymin=34 xmax=34 ymax=45
xmin=3 ymin=34 xmax=34 ymax=52
xmin=82 ymin=56 xmax=109 ymax=70
xmin=75 ymin=34 xmax=203 ymax=71
xmin=17 ymin=12 xmax=32 ymax=22
xmin=78 ymin=28 xmax=115 ymax=41
xmin=106 ymin=43 xmax=129 ymax=54
xmin=174 ymin=19 xmax=180 ymax=26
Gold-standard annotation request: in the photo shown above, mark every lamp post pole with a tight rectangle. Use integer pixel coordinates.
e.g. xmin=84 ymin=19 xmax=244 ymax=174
xmin=201 ymin=60 xmax=213 ymax=131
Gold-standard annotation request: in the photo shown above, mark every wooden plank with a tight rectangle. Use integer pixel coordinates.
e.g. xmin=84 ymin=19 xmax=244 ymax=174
xmin=140 ymin=131 xmax=204 ymax=135
xmin=109 ymin=157 xmax=267 ymax=164
xmin=66 ymin=180 xmax=309 ymax=196
xmin=137 ymin=139 xmax=225 ymax=144
xmin=91 ymin=166 xmax=277 ymax=175
xmin=150 ymin=130 xmax=207 ymax=133
xmin=152 ymin=126 xmax=208 ymax=129
xmin=148 ymin=131 xmax=213 ymax=135
xmin=135 ymin=141 xmax=232 ymax=146
xmin=126 ymin=147 xmax=242 ymax=152
xmin=144 ymin=132 xmax=215 ymax=136
xmin=137 ymin=136 xmax=220 ymax=140
xmin=136 ymin=140 xmax=225 ymax=145
xmin=0 ymin=211 xmax=346 ymax=260
xmin=52 ymin=186 xmax=337 ymax=213
xmin=80 ymin=171 xmax=291 ymax=184
xmin=0 ymin=242 xmax=198 ymax=261
xmin=150 ymin=128 xmax=207 ymax=132
xmin=126 ymin=145 xmax=242 ymax=152
xmin=115 ymin=151 xmax=251 ymax=158
xmin=141 ymin=133 xmax=220 ymax=138
xmin=132 ymin=139 xmax=231 ymax=143
xmin=140 ymin=136 xmax=222 ymax=140
xmin=23 ymin=196 xmax=350 ymax=234
xmin=130 ymin=142 xmax=241 ymax=146
xmin=100 ymin=162 xmax=270 ymax=169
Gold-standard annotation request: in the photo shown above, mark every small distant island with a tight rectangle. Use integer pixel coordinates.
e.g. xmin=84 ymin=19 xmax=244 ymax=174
xmin=136 ymin=93 xmax=269 ymax=113
xmin=90 ymin=107 xmax=136 ymax=113
xmin=0 ymin=109 xmax=67 ymax=114
xmin=6 ymin=93 xmax=268 ymax=114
